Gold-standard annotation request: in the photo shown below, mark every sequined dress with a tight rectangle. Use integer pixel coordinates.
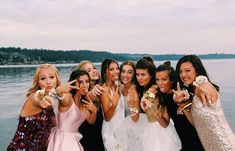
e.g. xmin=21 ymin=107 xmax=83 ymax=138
xmin=191 ymin=95 xmax=235 ymax=151
xmin=47 ymin=101 xmax=87 ymax=151
xmin=7 ymin=109 xmax=56 ymax=151
xmin=164 ymin=94 xmax=204 ymax=151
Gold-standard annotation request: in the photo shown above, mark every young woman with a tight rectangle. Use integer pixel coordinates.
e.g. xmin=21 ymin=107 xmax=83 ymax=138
xmin=47 ymin=70 xmax=97 ymax=151
xmin=7 ymin=64 xmax=59 ymax=150
xmin=135 ymin=58 xmax=181 ymax=151
xmin=100 ymin=58 xmax=126 ymax=151
xmin=155 ymin=62 xmax=204 ymax=151
xmin=77 ymin=60 xmax=105 ymax=151
xmin=174 ymin=55 xmax=235 ymax=151
xmin=114 ymin=61 xmax=144 ymax=151
xmin=119 ymin=61 xmax=139 ymax=121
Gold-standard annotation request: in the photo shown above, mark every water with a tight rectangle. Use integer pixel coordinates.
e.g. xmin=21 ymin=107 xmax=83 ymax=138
xmin=0 ymin=60 xmax=235 ymax=150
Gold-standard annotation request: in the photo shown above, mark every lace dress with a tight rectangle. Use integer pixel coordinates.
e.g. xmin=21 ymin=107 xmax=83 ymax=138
xmin=47 ymin=101 xmax=87 ymax=151
xmin=191 ymin=95 xmax=235 ymax=151
xmin=7 ymin=109 xmax=56 ymax=151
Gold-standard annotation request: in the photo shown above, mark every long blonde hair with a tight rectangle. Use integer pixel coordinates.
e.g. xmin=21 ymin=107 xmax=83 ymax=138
xmin=26 ymin=64 xmax=61 ymax=97
xmin=77 ymin=60 xmax=102 ymax=87
xmin=77 ymin=60 xmax=93 ymax=70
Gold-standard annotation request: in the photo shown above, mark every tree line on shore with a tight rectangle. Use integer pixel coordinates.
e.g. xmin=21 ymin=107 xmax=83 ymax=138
xmin=0 ymin=47 xmax=235 ymax=65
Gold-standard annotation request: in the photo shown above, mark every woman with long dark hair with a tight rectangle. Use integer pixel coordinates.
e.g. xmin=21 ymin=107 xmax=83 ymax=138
xmin=174 ymin=55 xmax=235 ymax=151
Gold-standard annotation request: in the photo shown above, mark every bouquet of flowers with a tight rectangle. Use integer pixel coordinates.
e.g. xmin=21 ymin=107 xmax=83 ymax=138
xmin=35 ymin=88 xmax=46 ymax=101
xmin=141 ymin=86 xmax=160 ymax=122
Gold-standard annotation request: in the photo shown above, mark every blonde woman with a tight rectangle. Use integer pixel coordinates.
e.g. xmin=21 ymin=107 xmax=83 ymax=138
xmin=7 ymin=64 xmax=59 ymax=150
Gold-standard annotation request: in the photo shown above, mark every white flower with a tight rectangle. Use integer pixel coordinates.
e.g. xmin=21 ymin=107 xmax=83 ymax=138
xmin=193 ymin=75 xmax=209 ymax=87
xmin=35 ymin=88 xmax=45 ymax=101
xmin=48 ymin=88 xmax=57 ymax=97
xmin=143 ymin=91 xmax=156 ymax=101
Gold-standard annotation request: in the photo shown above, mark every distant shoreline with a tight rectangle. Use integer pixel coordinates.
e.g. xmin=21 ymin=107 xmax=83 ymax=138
xmin=1 ymin=47 xmax=235 ymax=65
xmin=1 ymin=58 xmax=235 ymax=68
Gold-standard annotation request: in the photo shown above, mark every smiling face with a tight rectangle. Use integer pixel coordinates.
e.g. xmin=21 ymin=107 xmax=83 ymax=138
xmin=81 ymin=62 xmax=99 ymax=81
xmin=179 ymin=61 xmax=197 ymax=86
xmin=136 ymin=69 xmax=151 ymax=87
xmin=120 ymin=64 xmax=134 ymax=85
xmin=106 ymin=62 xmax=120 ymax=82
xmin=77 ymin=74 xmax=90 ymax=95
xmin=155 ymin=71 xmax=172 ymax=94
xmin=38 ymin=68 xmax=58 ymax=93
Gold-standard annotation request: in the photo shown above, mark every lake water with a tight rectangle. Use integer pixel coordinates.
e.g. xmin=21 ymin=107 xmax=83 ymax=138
xmin=0 ymin=59 xmax=235 ymax=150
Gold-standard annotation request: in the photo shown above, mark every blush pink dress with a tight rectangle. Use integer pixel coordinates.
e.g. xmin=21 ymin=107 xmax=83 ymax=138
xmin=47 ymin=101 xmax=87 ymax=151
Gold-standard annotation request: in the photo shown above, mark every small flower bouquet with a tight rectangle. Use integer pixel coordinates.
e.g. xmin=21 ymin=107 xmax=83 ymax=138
xmin=35 ymin=88 xmax=46 ymax=101
xmin=141 ymin=87 xmax=160 ymax=122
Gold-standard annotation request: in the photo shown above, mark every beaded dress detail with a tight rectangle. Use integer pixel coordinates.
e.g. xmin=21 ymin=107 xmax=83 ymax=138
xmin=7 ymin=109 xmax=56 ymax=151
xmin=191 ymin=95 xmax=235 ymax=151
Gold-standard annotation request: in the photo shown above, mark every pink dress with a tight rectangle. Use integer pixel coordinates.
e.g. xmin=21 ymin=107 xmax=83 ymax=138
xmin=47 ymin=101 xmax=87 ymax=151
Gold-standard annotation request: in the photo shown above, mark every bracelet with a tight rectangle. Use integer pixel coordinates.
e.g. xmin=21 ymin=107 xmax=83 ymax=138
xmin=130 ymin=107 xmax=139 ymax=113
xmin=181 ymin=102 xmax=192 ymax=111
xmin=193 ymin=75 xmax=209 ymax=87
xmin=177 ymin=102 xmax=192 ymax=115
xmin=48 ymin=88 xmax=65 ymax=101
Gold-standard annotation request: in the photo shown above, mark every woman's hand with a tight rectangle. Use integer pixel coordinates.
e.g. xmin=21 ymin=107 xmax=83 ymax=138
xmin=39 ymin=95 xmax=55 ymax=109
xmin=195 ymin=82 xmax=218 ymax=106
xmin=172 ymin=82 xmax=189 ymax=104
xmin=109 ymin=86 xmax=120 ymax=107
xmin=88 ymin=84 xmax=105 ymax=100
xmin=83 ymin=97 xmax=97 ymax=114
xmin=154 ymin=105 xmax=164 ymax=119
xmin=56 ymin=79 xmax=79 ymax=95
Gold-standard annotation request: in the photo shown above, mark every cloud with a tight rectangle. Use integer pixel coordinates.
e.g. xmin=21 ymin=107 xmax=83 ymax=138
xmin=1 ymin=0 xmax=235 ymax=54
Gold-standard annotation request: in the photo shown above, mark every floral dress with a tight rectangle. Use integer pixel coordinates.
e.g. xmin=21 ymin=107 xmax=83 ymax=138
xmin=7 ymin=109 xmax=56 ymax=151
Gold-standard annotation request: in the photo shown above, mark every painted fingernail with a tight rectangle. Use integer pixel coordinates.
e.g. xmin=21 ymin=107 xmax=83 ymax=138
xmin=209 ymin=100 xmax=212 ymax=105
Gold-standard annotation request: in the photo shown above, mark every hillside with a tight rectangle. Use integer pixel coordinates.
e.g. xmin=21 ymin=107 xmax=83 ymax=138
xmin=1 ymin=47 xmax=235 ymax=65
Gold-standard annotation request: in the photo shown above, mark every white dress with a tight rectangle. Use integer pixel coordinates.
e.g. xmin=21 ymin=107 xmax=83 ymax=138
xmin=115 ymin=97 xmax=182 ymax=151
xmin=101 ymin=93 xmax=126 ymax=151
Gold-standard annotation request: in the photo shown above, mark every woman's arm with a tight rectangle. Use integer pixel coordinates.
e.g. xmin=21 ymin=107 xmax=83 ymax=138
xmin=129 ymin=86 xmax=140 ymax=122
xmin=100 ymin=86 xmax=119 ymax=122
xmin=155 ymin=105 xmax=170 ymax=128
xmin=83 ymin=98 xmax=98 ymax=124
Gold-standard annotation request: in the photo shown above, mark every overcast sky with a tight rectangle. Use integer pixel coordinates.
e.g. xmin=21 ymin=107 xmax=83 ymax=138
xmin=1 ymin=0 xmax=235 ymax=54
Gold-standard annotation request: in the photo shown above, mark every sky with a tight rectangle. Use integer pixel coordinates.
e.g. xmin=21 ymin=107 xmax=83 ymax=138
xmin=1 ymin=0 xmax=235 ymax=54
